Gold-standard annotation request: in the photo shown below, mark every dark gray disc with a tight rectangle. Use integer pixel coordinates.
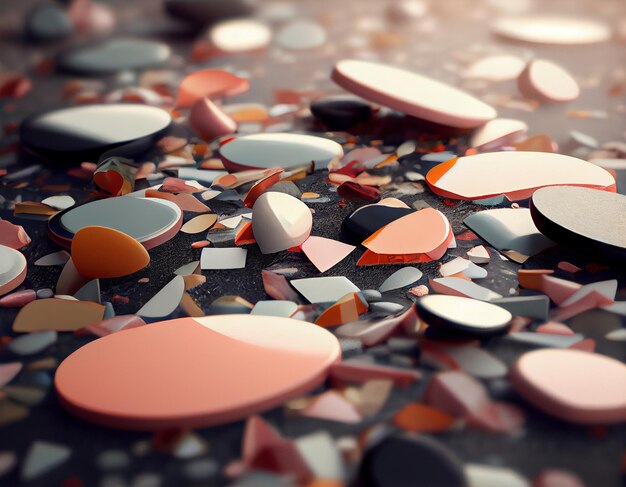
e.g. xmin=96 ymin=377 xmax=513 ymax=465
xmin=359 ymin=433 xmax=467 ymax=487
xmin=164 ymin=0 xmax=257 ymax=25
xmin=20 ymin=104 xmax=171 ymax=161
xmin=530 ymin=186 xmax=626 ymax=264
xmin=24 ymin=3 xmax=73 ymax=41
xmin=57 ymin=38 xmax=171 ymax=74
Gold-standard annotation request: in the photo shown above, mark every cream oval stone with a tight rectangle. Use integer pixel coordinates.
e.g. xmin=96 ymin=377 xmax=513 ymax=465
xmin=220 ymin=133 xmax=343 ymax=171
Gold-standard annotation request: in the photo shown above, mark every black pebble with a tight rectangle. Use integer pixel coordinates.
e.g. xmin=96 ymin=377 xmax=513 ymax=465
xmin=342 ymin=205 xmax=414 ymax=243
xmin=359 ymin=433 xmax=468 ymax=487
xmin=164 ymin=0 xmax=257 ymax=25
xmin=311 ymin=96 xmax=373 ymax=130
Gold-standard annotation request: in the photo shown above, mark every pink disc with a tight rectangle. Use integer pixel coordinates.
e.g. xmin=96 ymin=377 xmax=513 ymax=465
xmin=0 ymin=246 xmax=27 ymax=297
xmin=331 ymin=59 xmax=496 ymax=128
xmin=510 ymin=349 xmax=626 ymax=424
xmin=55 ymin=315 xmax=341 ymax=430
xmin=517 ymin=59 xmax=579 ymax=103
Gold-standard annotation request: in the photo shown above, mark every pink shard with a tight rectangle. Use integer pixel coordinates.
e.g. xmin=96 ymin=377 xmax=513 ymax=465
xmin=424 ymin=371 xmax=490 ymax=418
xmin=86 ymin=315 xmax=147 ymax=337
xmin=0 ymin=362 xmax=22 ymax=387
xmin=336 ymin=315 xmax=402 ymax=347
xmin=336 ymin=305 xmax=418 ymax=346
xmin=534 ymin=469 xmax=587 ymax=487
xmin=568 ymin=338 xmax=596 ymax=352
xmin=300 ymin=390 xmax=362 ymax=423
xmin=0 ymin=220 xmax=31 ymax=249
xmin=242 ymin=415 xmax=283 ymax=465
xmin=68 ymin=0 xmax=116 ymax=33
xmin=552 ymin=291 xmax=614 ymax=322
xmin=536 ymin=322 xmax=575 ymax=336
xmin=467 ymin=401 xmax=525 ymax=433
xmin=540 ymin=275 xmax=582 ymax=305
xmin=0 ymin=289 xmax=37 ymax=308
xmin=329 ymin=361 xmax=421 ymax=388
xmin=189 ymin=97 xmax=237 ymax=141
xmin=301 ymin=236 xmax=355 ymax=273
xmin=176 ymin=69 xmax=250 ymax=108
xmin=241 ymin=415 xmax=313 ymax=484
xmin=261 ymin=270 xmax=301 ymax=302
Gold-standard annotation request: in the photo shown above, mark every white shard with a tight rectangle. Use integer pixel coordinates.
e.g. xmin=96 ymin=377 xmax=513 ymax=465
xmin=291 ymin=276 xmax=360 ymax=303
xmin=21 ymin=441 xmax=71 ymax=482
xmin=137 ymin=276 xmax=185 ymax=318
xmin=379 ymin=267 xmax=423 ymax=292
xmin=200 ymin=248 xmax=247 ymax=270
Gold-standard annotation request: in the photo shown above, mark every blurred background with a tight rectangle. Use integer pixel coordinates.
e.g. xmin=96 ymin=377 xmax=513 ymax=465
xmin=1 ymin=1 xmax=626 ymax=486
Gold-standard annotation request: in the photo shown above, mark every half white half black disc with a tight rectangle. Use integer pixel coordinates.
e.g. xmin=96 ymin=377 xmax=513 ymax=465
xmin=20 ymin=104 xmax=171 ymax=161
xmin=416 ymin=294 xmax=512 ymax=336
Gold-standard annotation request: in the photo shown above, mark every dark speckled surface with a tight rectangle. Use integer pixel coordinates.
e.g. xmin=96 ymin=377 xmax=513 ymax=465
xmin=1 ymin=0 xmax=626 ymax=485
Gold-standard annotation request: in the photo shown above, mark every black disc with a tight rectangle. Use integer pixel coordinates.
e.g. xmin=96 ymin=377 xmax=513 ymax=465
xmin=164 ymin=0 xmax=257 ymax=25
xmin=311 ymin=96 xmax=373 ymax=130
xmin=359 ymin=433 xmax=467 ymax=487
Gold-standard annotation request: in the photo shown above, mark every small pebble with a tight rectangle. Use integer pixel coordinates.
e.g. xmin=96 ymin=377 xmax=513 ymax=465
xmin=36 ymin=288 xmax=54 ymax=299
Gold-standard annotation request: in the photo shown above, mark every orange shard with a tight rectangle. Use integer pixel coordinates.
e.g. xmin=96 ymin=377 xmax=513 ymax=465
xmin=315 ymin=292 xmax=367 ymax=328
xmin=362 ymin=208 xmax=450 ymax=256
xmin=517 ymin=269 xmax=554 ymax=290
xmin=393 ymin=403 xmax=456 ymax=433
xmin=234 ymin=221 xmax=256 ymax=246
xmin=71 ymin=226 xmax=150 ymax=279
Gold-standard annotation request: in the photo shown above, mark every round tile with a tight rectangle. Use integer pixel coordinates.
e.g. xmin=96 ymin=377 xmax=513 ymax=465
xmin=0 ymin=246 xmax=27 ymax=297
xmin=530 ymin=186 xmax=626 ymax=264
xmin=275 ymin=20 xmax=326 ymax=50
xmin=416 ymin=295 xmax=512 ymax=336
xmin=425 ymin=151 xmax=615 ymax=200
xmin=331 ymin=59 xmax=496 ymax=128
xmin=510 ymin=349 xmax=626 ymax=424
xmin=20 ymin=104 xmax=171 ymax=160
xmin=57 ymin=38 xmax=171 ymax=74
xmin=209 ymin=19 xmax=271 ymax=53
xmin=55 ymin=315 xmax=341 ymax=429
xmin=517 ymin=59 xmax=579 ymax=103
xmin=51 ymin=196 xmax=182 ymax=250
xmin=463 ymin=55 xmax=526 ymax=82
xmin=492 ymin=16 xmax=611 ymax=44
xmin=470 ymin=118 xmax=528 ymax=149
xmin=219 ymin=133 xmax=343 ymax=171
